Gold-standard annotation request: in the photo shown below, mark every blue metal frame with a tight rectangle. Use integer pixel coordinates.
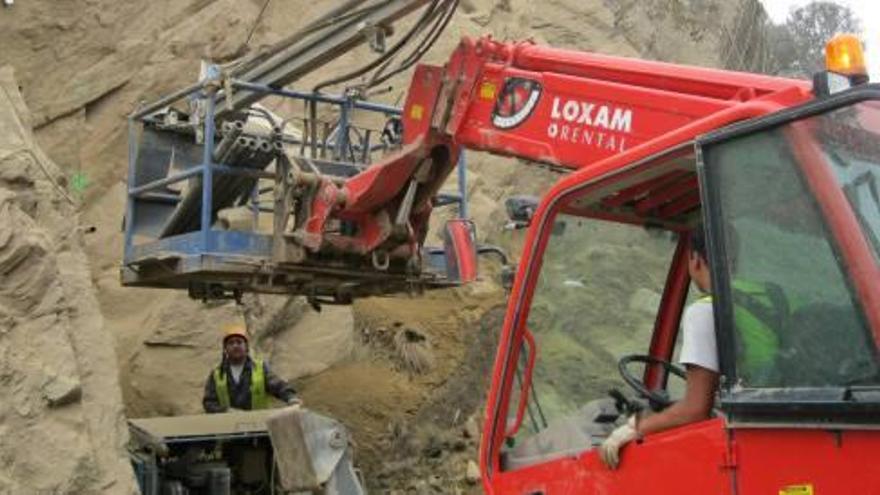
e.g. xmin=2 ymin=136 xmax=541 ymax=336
xmin=124 ymin=73 xmax=470 ymax=279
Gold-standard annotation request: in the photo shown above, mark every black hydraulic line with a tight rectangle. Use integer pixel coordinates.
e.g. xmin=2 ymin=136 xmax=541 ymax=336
xmin=397 ymin=0 xmax=457 ymax=68
xmin=218 ymin=0 xmax=433 ymax=112
xmin=476 ymin=245 xmax=509 ymax=266
xmin=301 ymin=0 xmax=367 ymax=33
xmin=368 ymin=0 xmax=457 ymax=88
xmin=312 ymin=0 xmax=441 ymax=93
xmin=231 ymin=0 xmax=371 ymax=77
xmin=391 ymin=0 xmax=457 ymax=70
xmin=365 ymin=0 xmax=448 ymax=87
xmin=244 ymin=107 xmax=280 ymax=128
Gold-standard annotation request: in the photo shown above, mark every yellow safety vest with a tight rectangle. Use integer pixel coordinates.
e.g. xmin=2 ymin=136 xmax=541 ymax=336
xmin=699 ymin=284 xmax=781 ymax=382
xmin=213 ymin=358 xmax=269 ymax=410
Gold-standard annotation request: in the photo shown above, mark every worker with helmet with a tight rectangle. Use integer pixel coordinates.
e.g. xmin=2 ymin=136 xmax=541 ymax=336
xmin=202 ymin=322 xmax=301 ymax=413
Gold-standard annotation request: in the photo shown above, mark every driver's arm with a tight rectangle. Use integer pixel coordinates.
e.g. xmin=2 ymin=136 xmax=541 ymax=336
xmin=638 ymin=296 xmax=719 ymax=435
xmin=636 ymin=365 xmax=718 ymax=436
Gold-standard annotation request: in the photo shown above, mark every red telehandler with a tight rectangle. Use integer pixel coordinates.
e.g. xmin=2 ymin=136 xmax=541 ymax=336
xmin=327 ymin=34 xmax=880 ymax=494
xmin=124 ymin=5 xmax=880 ymax=490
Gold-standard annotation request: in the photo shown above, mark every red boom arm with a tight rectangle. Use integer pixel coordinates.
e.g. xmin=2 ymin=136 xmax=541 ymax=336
xmin=297 ymin=36 xmax=810 ymax=264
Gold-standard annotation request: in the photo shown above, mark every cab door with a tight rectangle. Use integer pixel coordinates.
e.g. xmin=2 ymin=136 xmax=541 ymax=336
xmin=480 ymin=157 xmax=733 ymax=494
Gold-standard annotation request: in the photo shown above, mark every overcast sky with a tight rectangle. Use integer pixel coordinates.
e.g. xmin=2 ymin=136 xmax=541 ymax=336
xmin=759 ymin=0 xmax=879 ymax=80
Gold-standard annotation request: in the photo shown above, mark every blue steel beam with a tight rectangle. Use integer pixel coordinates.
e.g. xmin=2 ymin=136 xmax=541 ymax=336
xmin=230 ymin=81 xmax=401 ymax=115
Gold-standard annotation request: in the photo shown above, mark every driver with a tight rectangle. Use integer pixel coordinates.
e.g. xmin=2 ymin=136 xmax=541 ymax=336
xmin=599 ymin=224 xmax=719 ymax=469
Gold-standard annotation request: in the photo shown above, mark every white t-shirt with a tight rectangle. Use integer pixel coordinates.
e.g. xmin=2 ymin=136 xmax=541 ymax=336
xmin=230 ymin=363 xmax=244 ymax=383
xmin=678 ymin=299 xmax=719 ymax=373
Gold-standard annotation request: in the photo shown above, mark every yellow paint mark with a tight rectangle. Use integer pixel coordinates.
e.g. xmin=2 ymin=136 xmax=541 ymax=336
xmin=410 ymin=104 xmax=424 ymax=121
xmin=779 ymin=484 xmax=813 ymax=495
xmin=479 ymin=81 xmax=497 ymax=100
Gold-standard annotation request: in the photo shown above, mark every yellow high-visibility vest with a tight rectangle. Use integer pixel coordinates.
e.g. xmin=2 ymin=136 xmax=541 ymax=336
xmin=213 ymin=358 xmax=268 ymax=410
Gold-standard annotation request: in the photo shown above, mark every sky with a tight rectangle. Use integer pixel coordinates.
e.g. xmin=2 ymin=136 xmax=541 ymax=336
xmin=759 ymin=0 xmax=879 ymax=80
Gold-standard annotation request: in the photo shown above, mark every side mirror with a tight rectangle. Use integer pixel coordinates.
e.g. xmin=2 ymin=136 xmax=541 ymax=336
xmin=504 ymin=195 xmax=539 ymax=230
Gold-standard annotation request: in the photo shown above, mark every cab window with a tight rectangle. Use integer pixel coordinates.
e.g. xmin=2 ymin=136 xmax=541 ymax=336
xmin=703 ymin=106 xmax=879 ymax=389
xmin=502 ymin=216 xmax=678 ymax=468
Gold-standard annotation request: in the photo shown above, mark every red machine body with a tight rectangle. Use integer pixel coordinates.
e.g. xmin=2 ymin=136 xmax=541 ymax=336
xmin=297 ymin=36 xmax=880 ymax=493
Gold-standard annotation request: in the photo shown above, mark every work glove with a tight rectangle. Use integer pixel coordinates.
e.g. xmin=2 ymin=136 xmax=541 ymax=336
xmin=599 ymin=416 xmax=638 ymax=470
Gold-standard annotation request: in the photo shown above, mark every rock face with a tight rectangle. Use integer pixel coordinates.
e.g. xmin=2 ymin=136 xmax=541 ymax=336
xmin=0 ymin=67 xmax=137 ymax=494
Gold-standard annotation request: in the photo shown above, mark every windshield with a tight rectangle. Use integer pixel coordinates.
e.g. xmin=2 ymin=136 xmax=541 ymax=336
xmin=702 ymin=101 xmax=880 ymax=390
xmin=818 ymin=101 xmax=880 ymax=264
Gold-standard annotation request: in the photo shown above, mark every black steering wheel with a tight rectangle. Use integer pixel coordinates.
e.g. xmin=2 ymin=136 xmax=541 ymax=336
xmin=618 ymin=354 xmax=687 ymax=410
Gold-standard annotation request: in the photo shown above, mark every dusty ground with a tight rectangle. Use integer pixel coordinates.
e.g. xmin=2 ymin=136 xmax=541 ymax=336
xmin=0 ymin=0 xmax=774 ymax=492
xmin=301 ymin=284 xmax=506 ymax=492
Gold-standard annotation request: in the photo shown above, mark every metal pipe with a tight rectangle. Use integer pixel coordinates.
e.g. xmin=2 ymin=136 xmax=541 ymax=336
xmin=213 ymin=123 xmax=244 ymax=162
xmin=217 ymin=140 xmax=240 ymax=165
xmin=250 ymin=182 xmax=260 ymax=225
xmin=130 ymin=81 xmax=205 ymax=120
xmin=201 ymin=96 xmax=217 ymax=247
xmin=212 ymin=165 xmax=274 ymax=179
xmin=334 ymin=97 xmax=352 ymax=161
xmin=128 ymin=166 xmax=204 ymax=196
xmin=320 ymin=121 xmax=331 ymax=159
xmin=360 ymin=129 xmax=372 ymax=164
xmin=395 ymin=179 xmax=419 ymax=227
xmin=299 ymin=117 xmax=308 ymax=157
xmin=135 ymin=192 xmax=181 ymax=203
xmin=309 ymin=101 xmax=318 ymax=159
xmin=221 ymin=137 xmax=248 ymax=165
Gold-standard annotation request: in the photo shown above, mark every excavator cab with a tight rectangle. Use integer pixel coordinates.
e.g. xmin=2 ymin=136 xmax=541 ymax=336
xmin=481 ymin=84 xmax=880 ymax=494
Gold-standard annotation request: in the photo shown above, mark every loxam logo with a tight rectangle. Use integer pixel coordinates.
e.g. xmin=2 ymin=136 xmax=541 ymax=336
xmin=491 ymin=78 xmax=543 ymax=129
xmin=550 ymin=97 xmax=633 ymax=133
xmin=547 ymin=96 xmax=634 ymax=153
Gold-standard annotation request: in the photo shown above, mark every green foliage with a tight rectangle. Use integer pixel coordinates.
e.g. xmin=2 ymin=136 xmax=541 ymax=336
xmin=768 ymin=1 xmax=862 ymax=77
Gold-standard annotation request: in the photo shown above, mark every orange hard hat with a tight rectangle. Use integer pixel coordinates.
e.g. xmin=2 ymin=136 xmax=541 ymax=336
xmin=222 ymin=322 xmax=249 ymax=345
